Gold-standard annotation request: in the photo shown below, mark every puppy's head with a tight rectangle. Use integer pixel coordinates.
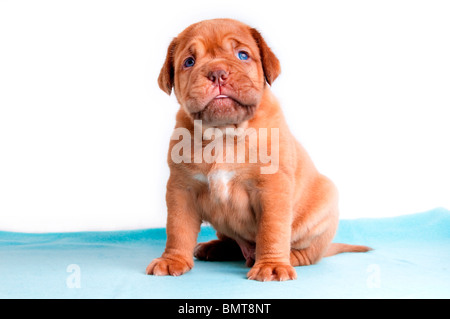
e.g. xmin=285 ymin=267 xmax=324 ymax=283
xmin=158 ymin=19 xmax=280 ymax=127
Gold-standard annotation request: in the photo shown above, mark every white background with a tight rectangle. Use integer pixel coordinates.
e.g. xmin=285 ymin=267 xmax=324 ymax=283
xmin=0 ymin=0 xmax=449 ymax=232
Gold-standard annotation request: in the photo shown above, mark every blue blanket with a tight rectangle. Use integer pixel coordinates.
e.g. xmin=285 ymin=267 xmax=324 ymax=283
xmin=1 ymin=208 xmax=449 ymax=299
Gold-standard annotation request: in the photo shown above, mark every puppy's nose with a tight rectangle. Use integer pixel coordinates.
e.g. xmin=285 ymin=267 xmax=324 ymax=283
xmin=207 ymin=69 xmax=228 ymax=86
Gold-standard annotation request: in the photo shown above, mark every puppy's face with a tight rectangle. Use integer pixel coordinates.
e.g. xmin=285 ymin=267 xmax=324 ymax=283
xmin=158 ymin=19 xmax=280 ymax=127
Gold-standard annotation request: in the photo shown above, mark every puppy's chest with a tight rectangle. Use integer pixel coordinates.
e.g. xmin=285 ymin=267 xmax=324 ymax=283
xmin=192 ymin=168 xmax=258 ymax=238
xmin=193 ymin=170 xmax=235 ymax=202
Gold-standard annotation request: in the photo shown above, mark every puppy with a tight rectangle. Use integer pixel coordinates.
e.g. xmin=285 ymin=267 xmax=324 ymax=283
xmin=146 ymin=18 xmax=371 ymax=281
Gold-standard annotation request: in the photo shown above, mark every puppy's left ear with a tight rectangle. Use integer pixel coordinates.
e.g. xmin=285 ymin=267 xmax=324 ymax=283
xmin=249 ymin=28 xmax=281 ymax=85
xmin=158 ymin=37 xmax=178 ymax=95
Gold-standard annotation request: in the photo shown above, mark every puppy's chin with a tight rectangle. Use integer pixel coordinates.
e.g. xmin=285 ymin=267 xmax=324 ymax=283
xmin=190 ymin=97 xmax=257 ymax=127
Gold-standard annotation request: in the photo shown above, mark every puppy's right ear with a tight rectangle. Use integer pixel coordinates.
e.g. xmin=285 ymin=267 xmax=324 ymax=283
xmin=158 ymin=38 xmax=178 ymax=95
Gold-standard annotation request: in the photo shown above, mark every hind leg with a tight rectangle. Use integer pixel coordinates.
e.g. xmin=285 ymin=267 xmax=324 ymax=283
xmin=194 ymin=234 xmax=244 ymax=261
xmin=290 ymin=178 xmax=339 ymax=266
xmin=290 ymin=214 xmax=338 ymax=266
xmin=290 ymin=242 xmax=328 ymax=266
xmin=290 ymin=219 xmax=337 ymax=266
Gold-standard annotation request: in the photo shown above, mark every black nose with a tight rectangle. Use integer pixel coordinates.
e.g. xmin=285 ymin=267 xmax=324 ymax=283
xmin=207 ymin=69 xmax=228 ymax=86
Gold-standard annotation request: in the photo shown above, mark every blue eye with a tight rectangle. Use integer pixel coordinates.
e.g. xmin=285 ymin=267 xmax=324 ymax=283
xmin=237 ymin=51 xmax=249 ymax=61
xmin=183 ymin=57 xmax=195 ymax=68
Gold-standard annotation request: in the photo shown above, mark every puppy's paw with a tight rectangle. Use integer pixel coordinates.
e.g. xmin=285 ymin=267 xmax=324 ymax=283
xmin=194 ymin=239 xmax=244 ymax=261
xmin=146 ymin=256 xmax=193 ymax=277
xmin=247 ymin=262 xmax=297 ymax=281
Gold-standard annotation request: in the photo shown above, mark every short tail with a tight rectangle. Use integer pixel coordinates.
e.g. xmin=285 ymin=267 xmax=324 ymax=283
xmin=325 ymin=243 xmax=373 ymax=257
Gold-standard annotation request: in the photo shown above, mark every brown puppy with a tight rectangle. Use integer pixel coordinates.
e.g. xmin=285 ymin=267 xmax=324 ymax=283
xmin=146 ymin=18 xmax=370 ymax=281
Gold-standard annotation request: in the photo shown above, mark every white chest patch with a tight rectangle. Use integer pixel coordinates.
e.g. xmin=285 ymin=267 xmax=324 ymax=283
xmin=193 ymin=170 xmax=235 ymax=201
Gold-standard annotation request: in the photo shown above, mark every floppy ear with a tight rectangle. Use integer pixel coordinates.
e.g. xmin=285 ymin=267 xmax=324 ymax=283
xmin=249 ymin=28 xmax=281 ymax=85
xmin=158 ymin=38 xmax=178 ymax=95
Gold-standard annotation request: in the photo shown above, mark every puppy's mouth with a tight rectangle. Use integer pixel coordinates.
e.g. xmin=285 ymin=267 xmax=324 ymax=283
xmin=208 ymin=94 xmax=244 ymax=109
xmin=191 ymin=94 xmax=257 ymax=126
xmin=215 ymin=94 xmax=229 ymax=99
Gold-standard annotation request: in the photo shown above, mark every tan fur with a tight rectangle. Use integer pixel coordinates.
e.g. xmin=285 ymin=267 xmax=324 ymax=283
xmin=146 ymin=19 xmax=371 ymax=281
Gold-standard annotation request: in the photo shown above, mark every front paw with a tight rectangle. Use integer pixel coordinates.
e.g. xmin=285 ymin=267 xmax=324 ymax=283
xmin=247 ymin=262 xmax=297 ymax=281
xmin=146 ymin=255 xmax=193 ymax=277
